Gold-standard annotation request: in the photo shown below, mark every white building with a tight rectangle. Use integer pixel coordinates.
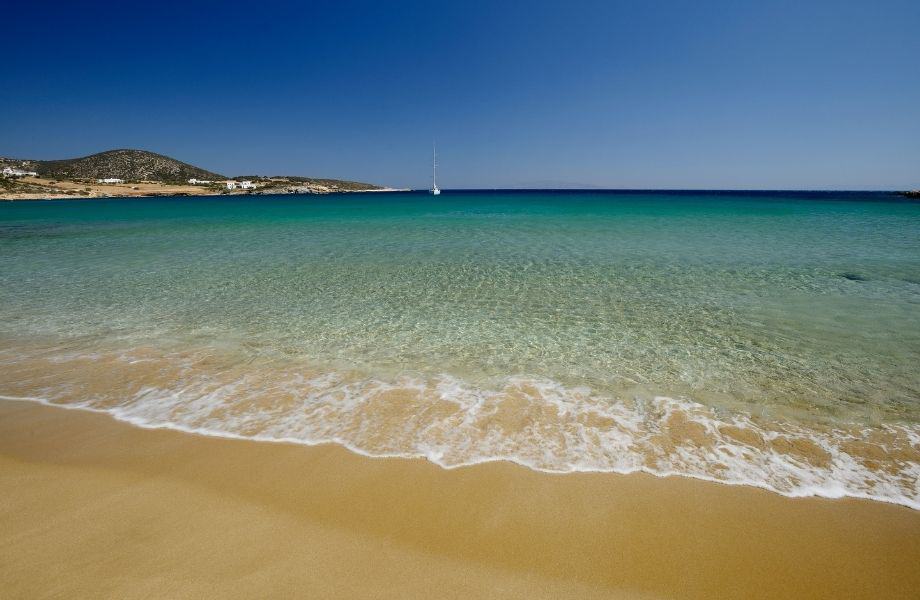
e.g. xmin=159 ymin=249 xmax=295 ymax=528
xmin=97 ymin=178 xmax=125 ymax=184
xmin=225 ymin=180 xmax=255 ymax=190
xmin=188 ymin=178 xmax=212 ymax=184
xmin=2 ymin=167 xmax=38 ymax=178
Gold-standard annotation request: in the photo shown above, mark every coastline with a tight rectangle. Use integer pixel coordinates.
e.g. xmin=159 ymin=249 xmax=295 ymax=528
xmin=5 ymin=187 xmax=916 ymax=202
xmin=0 ymin=185 xmax=409 ymax=201
xmin=2 ymin=399 xmax=919 ymax=599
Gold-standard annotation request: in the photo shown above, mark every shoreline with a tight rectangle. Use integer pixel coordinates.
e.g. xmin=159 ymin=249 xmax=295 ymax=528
xmin=0 ymin=187 xmax=409 ymax=201
xmin=2 ymin=399 xmax=919 ymax=598
xmin=4 ymin=392 xmax=917 ymax=512
xmin=0 ymin=172 xmax=406 ymax=200
xmin=4 ymin=188 xmax=915 ymax=201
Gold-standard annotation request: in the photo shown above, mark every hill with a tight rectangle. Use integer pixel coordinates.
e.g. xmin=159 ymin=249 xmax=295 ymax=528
xmin=3 ymin=149 xmax=226 ymax=182
xmin=235 ymin=175 xmax=384 ymax=193
xmin=0 ymin=149 xmax=394 ymax=198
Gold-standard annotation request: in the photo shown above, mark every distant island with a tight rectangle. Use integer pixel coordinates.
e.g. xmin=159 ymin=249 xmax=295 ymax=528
xmin=0 ymin=149 xmax=400 ymax=200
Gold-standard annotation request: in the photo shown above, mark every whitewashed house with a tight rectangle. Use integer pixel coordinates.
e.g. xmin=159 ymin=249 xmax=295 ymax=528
xmin=188 ymin=178 xmax=212 ymax=184
xmin=97 ymin=178 xmax=125 ymax=184
xmin=2 ymin=167 xmax=38 ymax=177
xmin=225 ymin=180 xmax=255 ymax=190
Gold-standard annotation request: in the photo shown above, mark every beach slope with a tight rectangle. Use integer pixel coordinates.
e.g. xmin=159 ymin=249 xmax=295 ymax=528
xmin=1 ymin=400 xmax=918 ymax=599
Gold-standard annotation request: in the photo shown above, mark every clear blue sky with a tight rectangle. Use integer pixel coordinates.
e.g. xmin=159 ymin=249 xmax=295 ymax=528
xmin=2 ymin=0 xmax=918 ymax=189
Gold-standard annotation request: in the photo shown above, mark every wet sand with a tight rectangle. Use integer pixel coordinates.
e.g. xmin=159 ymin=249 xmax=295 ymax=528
xmin=1 ymin=400 xmax=918 ymax=599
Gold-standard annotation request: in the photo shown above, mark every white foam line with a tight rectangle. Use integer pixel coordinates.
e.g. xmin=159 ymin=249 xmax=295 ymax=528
xmin=2 ymin=393 xmax=918 ymax=511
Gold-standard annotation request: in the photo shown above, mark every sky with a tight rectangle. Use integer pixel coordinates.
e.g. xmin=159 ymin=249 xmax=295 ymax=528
xmin=2 ymin=0 xmax=918 ymax=190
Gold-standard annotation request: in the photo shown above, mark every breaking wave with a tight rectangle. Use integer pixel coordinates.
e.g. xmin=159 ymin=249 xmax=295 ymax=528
xmin=2 ymin=346 xmax=917 ymax=510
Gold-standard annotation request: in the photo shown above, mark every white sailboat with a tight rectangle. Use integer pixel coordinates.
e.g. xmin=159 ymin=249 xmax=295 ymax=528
xmin=430 ymin=144 xmax=441 ymax=195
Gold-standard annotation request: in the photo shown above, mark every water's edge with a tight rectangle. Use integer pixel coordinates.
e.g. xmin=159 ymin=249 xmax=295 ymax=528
xmin=3 ymin=393 xmax=917 ymax=511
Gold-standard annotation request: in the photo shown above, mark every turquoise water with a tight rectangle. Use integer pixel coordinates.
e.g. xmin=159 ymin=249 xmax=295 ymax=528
xmin=1 ymin=192 xmax=919 ymax=507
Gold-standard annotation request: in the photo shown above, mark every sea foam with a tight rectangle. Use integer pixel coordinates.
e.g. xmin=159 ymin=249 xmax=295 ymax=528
xmin=2 ymin=348 xmax=917 ymax=510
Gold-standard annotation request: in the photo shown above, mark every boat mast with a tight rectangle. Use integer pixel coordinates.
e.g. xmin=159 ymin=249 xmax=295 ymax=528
xmin=432 ymin=143 xmax=437 ymax=190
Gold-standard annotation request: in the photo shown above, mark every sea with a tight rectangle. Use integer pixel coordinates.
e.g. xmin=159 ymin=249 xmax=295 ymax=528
xmin=1 ymin=190 xmax=918 ymax=508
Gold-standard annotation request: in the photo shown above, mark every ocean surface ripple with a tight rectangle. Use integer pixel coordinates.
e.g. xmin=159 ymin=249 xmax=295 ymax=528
xmin=1 ymin=192 xmax=918 ymax=508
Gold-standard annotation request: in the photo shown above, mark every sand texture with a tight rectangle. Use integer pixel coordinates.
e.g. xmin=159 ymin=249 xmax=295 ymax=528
xmin=1 ymin=400 xmax=919 ymax=599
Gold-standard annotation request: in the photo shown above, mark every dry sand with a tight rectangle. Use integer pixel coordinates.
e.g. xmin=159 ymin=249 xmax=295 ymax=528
xmin=0 ymin=177 xmax=403 ymax=199
xmin=1 ymin=400 xmax=918 ymax=599
xmin=0 ymin=177 xmax=216 ymax=200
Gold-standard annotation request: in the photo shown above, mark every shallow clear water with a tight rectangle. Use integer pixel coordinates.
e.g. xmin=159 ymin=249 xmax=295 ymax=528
xmin=1 ymin=191 xmax=918 ymax=507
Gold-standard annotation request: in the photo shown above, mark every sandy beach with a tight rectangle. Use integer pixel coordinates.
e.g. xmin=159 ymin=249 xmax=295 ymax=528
xmin=5 ymin=0 xmax=919 ymax=597
xmin=1 ymin=400 xmax=918 ymax=599
xmin=0 ymin=177 xmax=216 ymax=200
xmin=0 ymin=175 xmax=403 ymax=200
